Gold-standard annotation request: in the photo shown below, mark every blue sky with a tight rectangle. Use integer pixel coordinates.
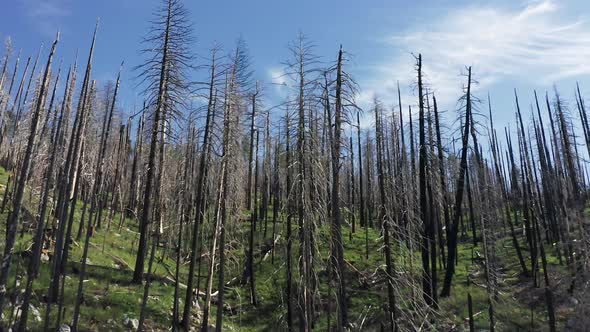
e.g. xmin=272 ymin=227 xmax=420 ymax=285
xmin=1 ymin=0 xmax=590 ymax=138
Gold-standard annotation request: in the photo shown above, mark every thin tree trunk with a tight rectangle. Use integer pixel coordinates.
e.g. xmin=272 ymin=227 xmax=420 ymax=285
xmin=357 ymin=112 xmax=367 ymax=259
xmin=18 ymin=64 xmax=66 ymax=332
xmin=330 ymin=47 xmax=348 ymax=330
xmin=133 ymin=0 xmax=173 ymax=283
xmin=375 ymin=100 xmax=397 ymax=331
xmin=441 ymin=67 xmax=472 ymax=297
xmin=0 ymin=35 xmax=57 ymax=316
xmin=182 ymin=48 xmax=217 ymax=327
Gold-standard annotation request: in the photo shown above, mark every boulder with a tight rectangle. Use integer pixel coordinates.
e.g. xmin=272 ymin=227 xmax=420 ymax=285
xmin=123 ymin=314 xmax=139 ymax=330
xmin=58 ymin=324 xmax=71 ymax=332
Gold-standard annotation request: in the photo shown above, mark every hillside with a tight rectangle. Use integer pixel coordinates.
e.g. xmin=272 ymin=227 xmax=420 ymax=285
xmin=0 ymin=164 xmax=587 ymax=330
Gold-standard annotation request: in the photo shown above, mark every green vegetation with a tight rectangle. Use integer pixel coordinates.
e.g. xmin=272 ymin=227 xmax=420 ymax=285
xmin=0 ymin=166 xmax=578 ymax=330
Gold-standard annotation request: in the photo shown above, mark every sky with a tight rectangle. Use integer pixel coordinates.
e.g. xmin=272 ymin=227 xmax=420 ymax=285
xmin=1 ymin=0 xmax=590 ymax=141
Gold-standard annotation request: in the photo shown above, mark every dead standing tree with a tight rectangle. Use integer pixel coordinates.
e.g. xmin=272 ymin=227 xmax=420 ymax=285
xmin=416 ymin=54 xmax=436 ymax=306
xmin=441 ymin=67 xmax=472 ymax=297
xmin=47 ymin=23 xmax=97 ymax=307
xmin=181 ymin=44 xmax=220 ymax=329
xmin=283 ymin=33 xmax=320 ymax=332
xmin=18 ymin=62 xmax=69 ymax=332
xmin=133 ymin=0 xmax=192 ymax=284
xmin=0 ymin=32 xmax=58 ymax=321
xmin=373 ymin=97 xmax=398 ymax=330
xmin=329 ymin=46 xmax=350 ymax=330
xmin=72 ymin=64 xmax=123 ymax=329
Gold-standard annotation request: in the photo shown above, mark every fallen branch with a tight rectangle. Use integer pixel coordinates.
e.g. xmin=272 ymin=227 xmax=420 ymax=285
xmin=89 ymin=241 xmax=130 ymax=270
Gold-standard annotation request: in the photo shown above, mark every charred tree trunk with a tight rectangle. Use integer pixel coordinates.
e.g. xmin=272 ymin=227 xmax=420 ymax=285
xmin=133 ymin=0 xmax=176 ymax=283
xmin=18 ymin=63 xmax=67 ymax=332
xmin=182 ymin=49 xmax=217 ymax=328
xmin=0 ymin=33 xmax=58 ymax=321
xmin=285 ymin=115 xmax=294 ymax=332
xmin=72 ymin=65 xmax=123 ymax=329
xmin=441 ymin=67 xmax=472 ymax=297
xmin=375 ymin=99 xmax=397 ymax=330
xmin=357 ymin=112 xmax=367 ymax=259
xmin=330 ymin=47 xmax=348 ymax=330
xmin=417 ymin=54 xmax=434 ymax=305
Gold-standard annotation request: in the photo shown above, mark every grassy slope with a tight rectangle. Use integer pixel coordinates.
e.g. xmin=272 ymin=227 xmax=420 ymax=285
xmin=0 ymin=165 xmax=577 ymax=331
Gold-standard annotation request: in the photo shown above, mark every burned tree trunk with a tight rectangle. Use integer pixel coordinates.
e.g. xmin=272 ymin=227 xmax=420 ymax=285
xmin=18 ymin=64 xmax=67 ymax=332
xmin=417 ymin=54 xmax=434 ymax=305
xmin=330 ymin=47 xmax=348 ymax=330
xmin=285 ymin=114 xmax=294 ymax=332
xmin=357 ymin=112 xmax=368 ymax=259
xmin=441 ymin=67 xmax=472 ymax=297
xmin=72 ymin=65 xmax=123 ymax=329
xmin=0 ymin=32 xmax=58 ymax=320
xmin=374 ymin=98 xmax=397 ymax=330
xmin=182 ymin=47 xmax=217 ymax=327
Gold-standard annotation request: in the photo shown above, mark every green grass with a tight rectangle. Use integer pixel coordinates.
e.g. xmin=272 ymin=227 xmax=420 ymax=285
xmin=0 ymin=166 xmax=579 ymax=331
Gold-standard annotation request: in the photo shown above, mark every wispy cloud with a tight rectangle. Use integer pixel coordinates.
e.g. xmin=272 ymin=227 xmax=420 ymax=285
xmin=267 ymin=67 xmax=289 ymax=99
xmin=360 ymin=0 xmax=590 ymax=109
xmin=20 ymin=0 xmax=71 ymax=36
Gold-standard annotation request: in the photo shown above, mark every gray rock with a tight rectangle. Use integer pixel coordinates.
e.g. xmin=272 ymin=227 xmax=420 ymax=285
xmin=30 ymin=304 xmax=41 ymax=322
xmin=123 ymin=314 xmax=139 ymax=330
xmin=567 ymin=296 xmax=579 ymax=306
xmin=58 ymin=324 xmax=71 ymax=332
xmin=129 ymin=319 xmax=139 ymax=330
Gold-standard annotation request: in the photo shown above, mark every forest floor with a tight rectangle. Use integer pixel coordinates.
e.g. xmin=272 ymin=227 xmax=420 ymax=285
xmin=0 ymin=165 xmax=587 ymax=331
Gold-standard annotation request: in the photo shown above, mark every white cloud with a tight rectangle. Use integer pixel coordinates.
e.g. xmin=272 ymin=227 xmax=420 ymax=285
xmin=20 ymin=0 xmax=71 ymax=36
xmin=268 ymin=67 xmax=286 ymax=86
xmin=26 ymin=0 xmax=70 ymax=18
xmin=267 ymin=67 xmax=288 ymax=98
xmin=360 ymin=0 xmax=590 ymax=110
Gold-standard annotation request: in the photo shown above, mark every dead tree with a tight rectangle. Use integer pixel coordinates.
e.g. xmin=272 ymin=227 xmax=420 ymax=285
xmin=210 ymin=114 xmax=229 ymax=332
xmin=180 ymin=47 xmax=218 ymax=327
xmin=72 ymin=64 xmax=123 ymax=329
xmin=329 ymin=47 xmax=348 ymax=330
xmin=246 ymin=129 xmax=260 ymax=305
xmin=441 ymin=67 xmax=472 ymax=297
xmin=0 ymin=32 xmax=57 ymax=320
xmin=284 ymin=33 xmax=318 ymax=332
xmin=417 ymin=54 xmax=435 ymax=305
xmin=48 ymin=23 xmax=97 ymax=305
xmin=18 ymin=63 xmax=67 ymax=332
xmin=356 ymin=112 xmax=367 ymax=258
xmin=246 ymin=83 xmax=259 ymax=210
xmin=138 ymin=73 xmax=170 ymax=332
xmin=285 ymin=113 xmax=294 ymax=332
xmin=133 ymin=0 xmax=192 ymax=284
xmin=374 ymin=98 xmax=398 ymax=330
